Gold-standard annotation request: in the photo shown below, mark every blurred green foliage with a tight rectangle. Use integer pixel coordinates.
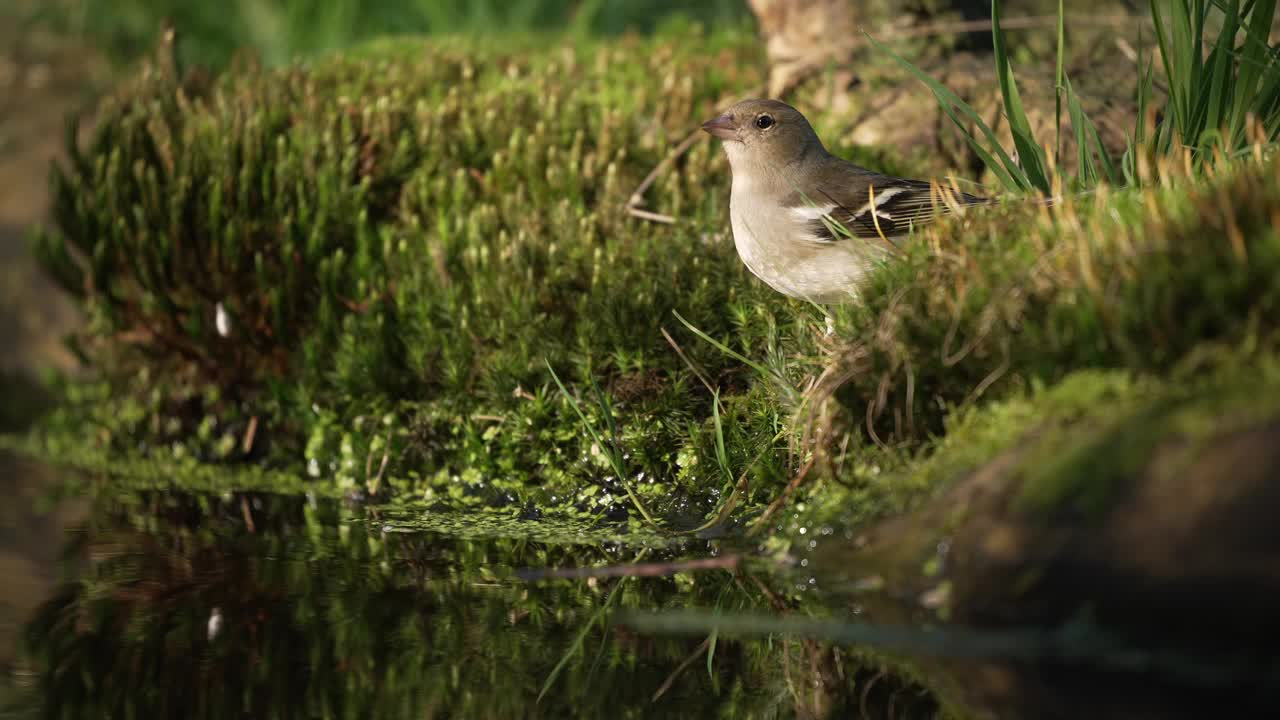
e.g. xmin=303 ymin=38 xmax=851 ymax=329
xmin=23 ymin=0 xmax=752 ymax=69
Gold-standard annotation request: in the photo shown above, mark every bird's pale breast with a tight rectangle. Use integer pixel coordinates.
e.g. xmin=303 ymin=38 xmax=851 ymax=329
xmin=728 ymin=191 xmax=882 ymax=305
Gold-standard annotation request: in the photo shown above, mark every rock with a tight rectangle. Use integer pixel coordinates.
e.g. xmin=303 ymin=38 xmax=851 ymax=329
xmin=812 ymin=383 xmax=1280 ymax=718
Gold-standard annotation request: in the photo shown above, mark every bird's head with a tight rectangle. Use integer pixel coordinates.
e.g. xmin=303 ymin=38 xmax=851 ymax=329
xmin=701 ymin=99 xmax=825 ymax=177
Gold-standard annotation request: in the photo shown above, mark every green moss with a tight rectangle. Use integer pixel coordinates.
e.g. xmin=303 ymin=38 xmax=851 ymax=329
xmin=777 ymin=156 xmax=1280 ymax=534
xmin=28 ymin=28 xmax=833 ymax=521
xmin=22 ymin=25 xmax=1280 ymax=539
xmin=824 ymin=159 xmax=1280 ymax=446
xmin=804 ymin=348 xmax=1280 ymax=541
xmin=1016 ymin=362 xmax=1280 ymax=521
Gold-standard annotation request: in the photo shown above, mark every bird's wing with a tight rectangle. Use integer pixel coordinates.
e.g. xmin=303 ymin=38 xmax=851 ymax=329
xmin=786 ymin=167 xmax=988 ymax=244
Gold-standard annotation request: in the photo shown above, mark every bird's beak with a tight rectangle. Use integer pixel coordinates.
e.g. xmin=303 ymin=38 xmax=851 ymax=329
xmin=701 ymin=113 xmax=737 ymax=140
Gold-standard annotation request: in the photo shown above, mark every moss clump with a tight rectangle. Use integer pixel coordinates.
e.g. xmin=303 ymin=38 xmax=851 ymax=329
xmin=823 ymin=158 xmax=1280 ymax=447
xmin=784 ymin=156 xmax=1280 ymax=535
xmin=31 ymin=29 xmax=828 ymax=521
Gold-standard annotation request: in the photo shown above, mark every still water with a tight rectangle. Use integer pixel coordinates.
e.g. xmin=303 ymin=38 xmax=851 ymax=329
xmin=3 ymin=451 xmax=1277 ymax=719
xmin=0 ymin=452 xmax=939 ymax=719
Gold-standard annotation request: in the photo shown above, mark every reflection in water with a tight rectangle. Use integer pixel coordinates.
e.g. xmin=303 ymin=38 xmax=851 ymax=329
xmin=10 ymin=468 xmax=936 ymax=719
xmin=7 ymin=460 xmax=1280 ymax=718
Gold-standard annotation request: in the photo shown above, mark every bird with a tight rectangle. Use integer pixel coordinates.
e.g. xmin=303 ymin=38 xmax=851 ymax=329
xmin=702 ymin=98 xmax=987 ymax=305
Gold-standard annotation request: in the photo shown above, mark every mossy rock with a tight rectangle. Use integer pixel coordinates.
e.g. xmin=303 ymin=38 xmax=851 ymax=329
xmin=802 ymin=361 xmax=1280 ymax=718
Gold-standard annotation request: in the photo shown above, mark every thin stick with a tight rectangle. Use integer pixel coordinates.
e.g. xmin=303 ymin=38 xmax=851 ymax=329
xmin=626 ymin=86 xmax=764 ymax=224
xmin=241 ymin=415 xmax=259 ymax=455
xmin=748 ymin=456 xmax=817 ymax=534
xmin=651 ymin=637 xmax=713 ymax=703
xmin=625 ymin=206 xmax=677 ymax=224
xmin=661 ymin=326 xmax=716 ymax=396
xmin=628 ymin=130 xmax=704 ymax=208
xmin=240 ymin=496 xmax=256 ymax=534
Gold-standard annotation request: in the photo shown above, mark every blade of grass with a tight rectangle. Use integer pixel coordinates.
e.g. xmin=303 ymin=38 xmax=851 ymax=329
xmin=865 ymin=31 xmax=1030 ymax=193
xmin=1064 ymin=74 xmax=1122 ymax=186
xmin=992 ymin=0 xmax=1051 ymax=193
xmin=682 ymin=435 xmax=784 ymax=535
xmin=1227 ymin=0 xmax=1278 ymax=147
xmin=1055 ymin=0 xmax=1065 ymax=169
xmin=546 ymin=360 xmax=656 ymax=526
xmin=538 ymin=548 xmax=649 ymax=703
xmin=1151 ymin=0 xmax=1185 ymax=136
xmin=711 ymin=390 xmax=733 ymax=485
xmin=672 ymin=310 xmax=796 ymax=402
xmin=1203 ymin=0 xmax=1241 ymax=148
xmin=706 ymin=627 xmax=719 ymax=682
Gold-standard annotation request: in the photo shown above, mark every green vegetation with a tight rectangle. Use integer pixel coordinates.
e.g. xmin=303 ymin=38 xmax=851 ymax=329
xmin=13 ymin=474 xmax=940 ymax=719
xmin=30 ymin=27 xmax=815 ymax=527
xmin=12 ymin=1 xmax=1280 ymax=714
xmin=23 ymin=1 xmax=1280 ymax=531
xmin=875 ymin=0 xmax=1280 ymax=193
xmin=22 ymin=0 xmax=751 ymax=69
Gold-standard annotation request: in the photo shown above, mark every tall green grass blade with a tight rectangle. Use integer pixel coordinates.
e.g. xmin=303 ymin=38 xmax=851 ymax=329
xmin=672 ymin=310 xmax=795 ymax=400
xmin=1151 ymin=0 xmax=1186 ymax=137
xmin=992 ymin=0 xmax=1051 ymax=193
xmin=711 ymin=390 xmax=733 ymax=485
xmin=1055 ymin=0 xmax=1066 ymax=170
xmin=1124 ymin=60 xmax=1156 ymax=185
xmin=706 ymin=627 xmax=718 ymax=682
xmin=546 ymin=360 xmax=656 ymax=525
xmin=1228 ymin=0 xmax=1278 ymax=146
xmin=1203 ymin=0 xmax=1241 ymax=148
xmin=538 ymin=552 xmax=645 ymax=703
xmin=1064 ymin=74 xmax=1122 ymax=187
xmin=865 ymin=32 xmax=1030 ymax=193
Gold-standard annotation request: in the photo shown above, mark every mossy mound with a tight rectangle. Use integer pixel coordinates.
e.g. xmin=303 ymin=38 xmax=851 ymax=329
xmin=23 ymin=27 xmax=1280 ymax=541
xmin=31 ymin=29 xmax=826 ymax=521
xmin=780 ymin=156 xmax=1280 ymax=533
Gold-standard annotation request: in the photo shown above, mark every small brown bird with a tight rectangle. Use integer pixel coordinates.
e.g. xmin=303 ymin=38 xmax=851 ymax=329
xmin=703 ymin=98 xmax=987 ymax=304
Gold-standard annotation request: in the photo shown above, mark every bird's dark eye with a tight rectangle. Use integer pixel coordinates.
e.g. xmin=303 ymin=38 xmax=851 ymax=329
xmin=755 ymin=114 xmax=775 ymax=130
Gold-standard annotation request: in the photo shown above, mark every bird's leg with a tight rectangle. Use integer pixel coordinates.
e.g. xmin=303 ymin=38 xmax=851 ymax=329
xmin=825 ymin=314 xmax=835 ymax=337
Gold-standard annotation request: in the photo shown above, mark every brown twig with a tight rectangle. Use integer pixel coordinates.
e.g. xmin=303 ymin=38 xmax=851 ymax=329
xmin=241 ymin=415 xmax=259 ymax=455
xmin=661 ymin=326 xmax=716 ymax=396
xmin=625 ymin=86 xmax=764 ymax=224
xmin=518 ymin=555 xmax=740 ymax=582
xmin=625 ymin=206 xmax=678 ymax=224
xmin=628 ymin=129 xmax=705 ymax=209
xmin=651 ymin=636 xmax=713 ymax=703
xmin=749 ymin=456 xmax=817 ymax=534
xmin=239 ymin=496 xmax=256 ymax=533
